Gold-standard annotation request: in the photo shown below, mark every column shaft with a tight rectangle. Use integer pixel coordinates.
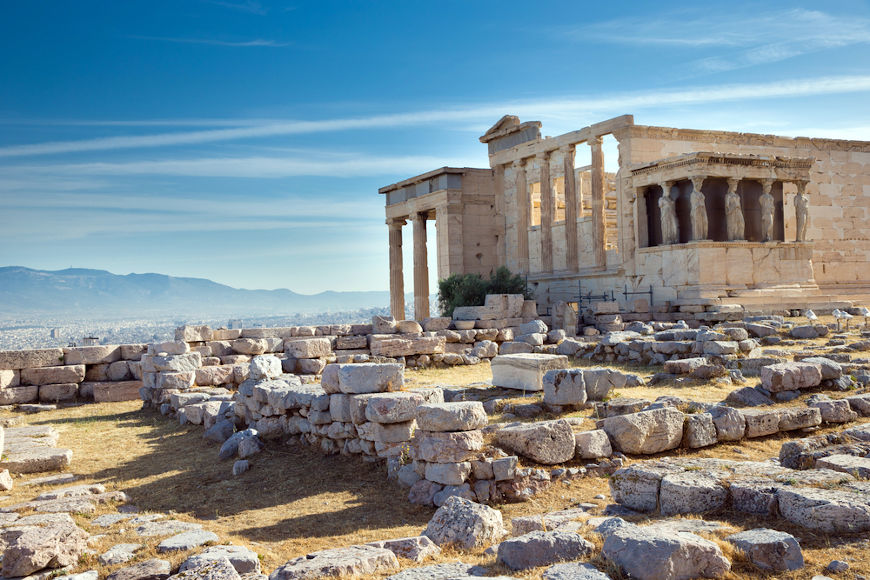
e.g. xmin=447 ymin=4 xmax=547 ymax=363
xmin=563 ymin=146 xmax=579 ymax=271
xmin=412 ymin=214 xmax=429 ymax=320
xmin=539 ymin=152 xmax=553 ymax=273
xmin=514 ymin=161 xmax=530 ymax=274
xmin=590 ymin=137 xmax=606 ymax=268
xmin=388 ymin=219 xmax=405 ymax=320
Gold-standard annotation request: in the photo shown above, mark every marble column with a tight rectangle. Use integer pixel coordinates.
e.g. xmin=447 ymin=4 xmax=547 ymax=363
xmin=689 ymin=176 xmax=708 ymax=241
xmin=562 ymin=145 xmax=579 ymax=271
xmin=590 ymin=136 xmax=606 ymax=267
xmin=387 ymin=218 xmax=406 ymax=320
xmin=539 ymin=152 xmax=554 ymax=273
xmin=760 ymin=179 xmax=775 ymax=242
xmin=795 ymin=180 xmax=809 ymax=242
xmin=725 ymin=177 xmax=745 ymax=241
xmin=412 ymin=213 xmax=429 ymax=320
xmin=513 ymin=159 xmax=530 ymax=274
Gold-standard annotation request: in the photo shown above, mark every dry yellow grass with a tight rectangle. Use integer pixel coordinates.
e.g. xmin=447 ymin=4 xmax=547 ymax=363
xmin=1 ymin=327 xmax=868 ymax=579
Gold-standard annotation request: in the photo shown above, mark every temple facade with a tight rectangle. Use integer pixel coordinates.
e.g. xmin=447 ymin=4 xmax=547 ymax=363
xmin=379 ymin=115 xmax=870 ymax=320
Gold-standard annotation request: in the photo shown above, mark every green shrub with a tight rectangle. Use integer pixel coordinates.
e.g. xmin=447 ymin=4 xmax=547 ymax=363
xmin=437 ymin=266 xmax=531 ymax=317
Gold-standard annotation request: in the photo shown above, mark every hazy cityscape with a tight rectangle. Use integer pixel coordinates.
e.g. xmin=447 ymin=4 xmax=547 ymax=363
xmin=0 ymin=306 xmax=393 ymax=350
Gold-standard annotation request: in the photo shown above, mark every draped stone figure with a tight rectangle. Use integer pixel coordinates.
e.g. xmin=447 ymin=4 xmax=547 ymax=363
xmin=659 ymin=183 xmax=679 ymax=245
xmin=725 ymin=177 xmax=745 ymax=241
xmin=689 ymin=177 xmax=708 ymax=240
xmin=795 ymin=181 xmax=809 ymax=242
xmin=760 ymin=180 xmax=775 ymax=242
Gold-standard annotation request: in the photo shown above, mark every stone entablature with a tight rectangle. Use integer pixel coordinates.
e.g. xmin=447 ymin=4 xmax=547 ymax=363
xmin=630 ymin=152 xmax=814 ymax=185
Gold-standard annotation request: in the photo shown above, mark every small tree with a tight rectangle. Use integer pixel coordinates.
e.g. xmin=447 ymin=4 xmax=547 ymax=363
xmin=437 ymin=266 xmax=531 ymax=317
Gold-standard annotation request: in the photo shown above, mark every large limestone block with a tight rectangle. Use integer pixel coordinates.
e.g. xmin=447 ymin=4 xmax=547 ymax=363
xmin=778 ymin=407 xmax=822 ymax=431
xmin=365 ymin=392 xmax=424 ymax=424
xmin=157 ymin=372 xmax=195 ymax=390
xmin=337 ymin=363 xmax=403 ymax=394
xmin=602 ymin=408 xmax=685 ymax=455
xmin=20 ymin=365 xmax=85 ymax=386
xmin=180 ymin=545 xmax=261 ymax=574
xmin=601 ymin=523 xmax=731 ymax=580
xmin=269 ymin=545 xmax=399 ymax=580
xmin=284 ymin=338 xmax=331 ymax=359
xmin=491 ymin=353 xmax=569 ymax=392
xmin=64 ymin=345 xmax=121 ymax=365
xmin=0 ymin=348 xmax=64 ymax=370
xmin=725 ymin=528 xmax=803 ymax=572
xmin=364 ymin=536 xmax=440 ymax=564
xmin=683 ymin=413 xmax=717 ymax=448
xmin=231 ymin=339 xmax=268 ymax=355
xmin=150 ymin=341 xmax=190 ymax=355
xmin=415 ymin=430 xmax=484 ymax=463
xmin=39 ymin=383 xmax=79 ymax=402
xmin=93 ymin=381 xmax=145 ymax=402
xmin=574 ymin=429 xmax=612 ymax=459
xmin=2 ymin=522 xmax=90 ymax=577
xmin=107 ymin=361 xmax=132 ymax=381
xmin=415 ymin=402 xmax=487 ymax=432
xmin=422 ymin=496 xmax=506 ymax=550
xmin=741 ymin=409 xmax=781 ymax=438
xmin=659 ymin=472 xmax=728 ymax=516
xmin=424 ymin=461 xmax=472 ymax=485
xmin=497 ymin=530 xmax=594 ymax=570
xmin=151 ymin=353 xmax=202 ymax=373
xmin=250 ymin=355 xmax=282 ymax=381
xmin=175 ymin=325 xmax=213 ymax=342
xmin=709 ymin=406 xmax=745 ymax=441
xmin=760 ymin=362 xmax=822 ymax=392
xmin=542 ymin=369 xmax=586 ymax=406
xmin=777 ymin=487 xmax=870 ymax=533
xmin=815 ymin=454 xmax=870 ymax=478
xmin=370 ymin=336 xmax=445 ymax=357
xmin=609 ymin=463 xmax=677 ymax=512
xmin=0 ymin=385 xmax=39 ymax=404
xmin=495 ymin=419 xmax=575 ymax=464
xmin=0 ymin=369 xmax=19 ymax=388
xmin=809 ymin=399 xmax=857 ymax=423
xmin=357 ymin=420 xmax=415 ymax=443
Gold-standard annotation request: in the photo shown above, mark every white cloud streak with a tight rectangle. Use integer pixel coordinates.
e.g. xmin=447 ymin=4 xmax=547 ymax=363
xmin=565 ymin=9 xmax=870 ymax=72
xmin=3 ymin=74 xmax=870 ymax=159
xmin=129 ymin=35 xmax=290 ymax=47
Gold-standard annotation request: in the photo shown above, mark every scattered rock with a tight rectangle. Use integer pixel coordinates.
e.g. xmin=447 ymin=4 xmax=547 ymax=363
xmin=726 ymin=528 xmax=804 ymax=572
xmin=423 ymin=496 xmax=506 ymax=550
xmin=497 ymin=530 xmax=594 ymax=570
xmin=269 ymin=545 xmax=399 ymax=579
xmin=107 ymin=559 xmax=172 ymax=580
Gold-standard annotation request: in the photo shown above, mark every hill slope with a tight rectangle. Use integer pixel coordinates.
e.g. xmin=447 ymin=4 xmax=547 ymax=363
xmin=0 ymin=266 xmax=390 ymax=318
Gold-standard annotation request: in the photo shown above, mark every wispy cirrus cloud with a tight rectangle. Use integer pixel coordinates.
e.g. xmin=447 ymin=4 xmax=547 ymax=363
xmin=6 ymin=153 xmax=472 ymax=179
xmin=564 ymin=8 xmax=870 ymax=72
xmin=129 ymin=35 xmax=290 ymax=47
xmin=3 ymin=74 xmax=870 ymax=159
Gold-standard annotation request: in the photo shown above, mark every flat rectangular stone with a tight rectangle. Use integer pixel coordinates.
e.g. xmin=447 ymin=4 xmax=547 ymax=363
xmin=491 ymin=353 xmax=570 ymax=391
xmin=815 ymin=454 xmax=870 ymax=478
xmin=20 ymin=365 xmax=85 ymax=386
xmin=38 ymin=383 xmax=78 ymax=402
xmin=93 ymin=381 xmax=144 ymax=402
xmin=284 ymin=338 xmax=332 ymax=359
xmin=0 ymin=349 xmax=64 ymax=370
xmin=63 ymin=345 xmax=121 ymax=365
xmin=0 ymin=386 xmax=39 ymax=404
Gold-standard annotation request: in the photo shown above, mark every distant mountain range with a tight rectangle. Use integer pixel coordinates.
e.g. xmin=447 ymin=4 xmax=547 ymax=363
xmin=0 ymin=267 xmax=391 ymax=319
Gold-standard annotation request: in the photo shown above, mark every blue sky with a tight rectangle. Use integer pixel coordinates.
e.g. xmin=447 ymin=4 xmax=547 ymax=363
xmin=1 ymin=0 xmax=869 ymax=294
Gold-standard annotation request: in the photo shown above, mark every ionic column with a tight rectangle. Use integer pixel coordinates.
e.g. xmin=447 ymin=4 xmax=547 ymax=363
xmin=387 ymin=218 xmax=406 ymax=320
xmin=411 ymin=213 xmax=429 ymax=320
xmin=795 ymin=180 xmax=809 ymax=242
xmin=562 ymin=145 xmax=579 ymax=271
xmin=725 ymin=177 xmax=745 ymax=241
xmin=538 ymin=151 xmax=554 ymax=273
xmin=513 ymin=159 xmax=530 ymax=274
xmin=590 ymin=136 xmax=606 ymax=267
xmin=760 ymin=179 xmax=775 ymax=242
xmin=689 ymin=176 xmax=708 ymax=241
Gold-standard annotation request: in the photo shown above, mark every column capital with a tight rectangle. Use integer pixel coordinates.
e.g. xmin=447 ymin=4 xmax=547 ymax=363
xmin=410 ymin=212 xmax=427 ymax=222
xmin=589 ymin=135 xmax=603 ymax=147
xmin=559 ymin=144 xmax=576 ymax=155
xmin=794 ymin=180 xmax=809 ymax=195
xmin=661 ymin=180 xmax=674 ymax=190
xmin=690 ymin=175 xmax=705 ymax=191
xmin=535 ymin=150 xmax=551 ymax=161
xmin=761 ymin=178 xmax=774 ymax=195
xmin=387 ymin=217 xmax=406 ymax=229
xmin=511 ymin=158 xmax=526 ymax=169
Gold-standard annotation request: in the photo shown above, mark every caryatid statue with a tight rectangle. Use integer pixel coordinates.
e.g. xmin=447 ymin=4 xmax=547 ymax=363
xmin=725 ymin=177 xmax=745 ymax=241
xmin=659 ymin=182 xmax=679 ymax=245
xmin=760 ymin=179 xmax=775 ymax=242
xmin=795 ymin=180 xmax=809 ymax=242
xmin=689 ymin=176 xmax=708 ymax=241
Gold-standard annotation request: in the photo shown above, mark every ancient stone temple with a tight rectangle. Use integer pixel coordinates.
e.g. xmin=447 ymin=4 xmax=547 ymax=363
xmin=380 ymin=114 xmax=870 ymax=320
